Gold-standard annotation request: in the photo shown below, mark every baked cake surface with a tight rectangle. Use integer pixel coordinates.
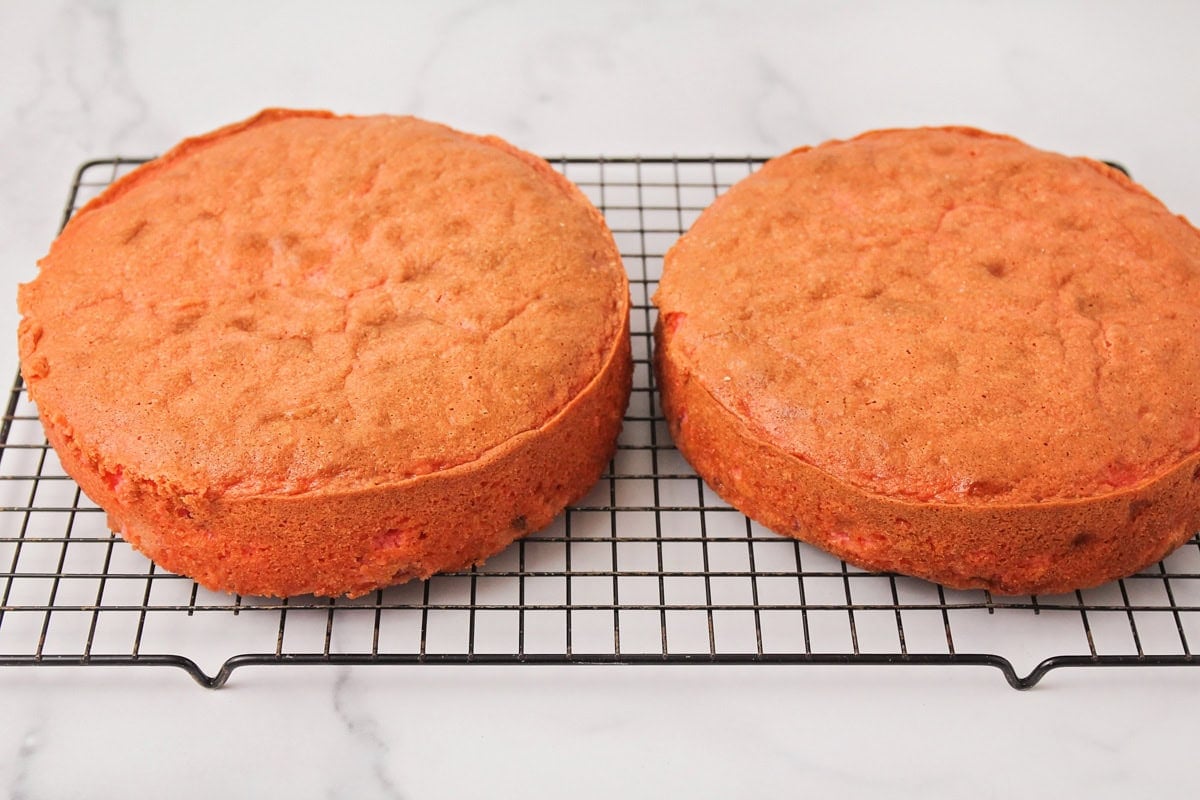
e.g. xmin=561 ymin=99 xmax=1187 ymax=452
xmin=18 ymin=109 xmax=631 ymax=597
xmin=654 ymin=126 xmax=1200 ymax=594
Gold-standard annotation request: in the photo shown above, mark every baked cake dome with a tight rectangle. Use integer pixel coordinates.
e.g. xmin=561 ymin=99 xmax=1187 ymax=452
xmin=18 ymin=109 xmax=632 ymax=598
xmin=654 ymin=126 xmax=1200 ymax=594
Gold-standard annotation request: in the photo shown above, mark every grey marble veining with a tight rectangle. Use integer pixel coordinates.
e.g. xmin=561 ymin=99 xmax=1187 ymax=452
xmin=331 ymin=668 xmax=405 ymax=799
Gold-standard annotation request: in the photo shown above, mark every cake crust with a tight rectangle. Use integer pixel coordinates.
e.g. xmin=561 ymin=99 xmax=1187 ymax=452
xmin=19 ymin=109 xmax=631 ymax=597
xmin=654 ymin=126 xmax=1200 ymax=594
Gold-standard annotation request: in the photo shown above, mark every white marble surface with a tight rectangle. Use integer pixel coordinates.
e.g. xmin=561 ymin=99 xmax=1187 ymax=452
xmin=2 ymin=0 xmax=1200 ymax=797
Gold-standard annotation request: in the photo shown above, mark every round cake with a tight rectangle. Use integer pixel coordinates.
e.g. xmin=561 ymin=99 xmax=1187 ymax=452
xmin=653 ymin=126 xmax=1200 ymax=595
xmin=18 ymin=109 xmax=631 ymax=598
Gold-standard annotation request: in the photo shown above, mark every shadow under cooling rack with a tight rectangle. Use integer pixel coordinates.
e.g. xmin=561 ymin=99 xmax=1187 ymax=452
xmin=1 ymin=156 xmax=1197 ymax=690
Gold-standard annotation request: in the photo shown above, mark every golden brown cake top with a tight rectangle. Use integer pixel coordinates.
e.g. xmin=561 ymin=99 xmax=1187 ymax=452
xmin=19 ymin=110 xmax=627 ymax=496
xmin=654 ymin=127 xmax=1200 ymax=504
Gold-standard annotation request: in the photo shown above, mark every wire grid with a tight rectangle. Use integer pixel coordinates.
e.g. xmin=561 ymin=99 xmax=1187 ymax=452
xmin=1 ymin=157 xmax=1198 ymax=690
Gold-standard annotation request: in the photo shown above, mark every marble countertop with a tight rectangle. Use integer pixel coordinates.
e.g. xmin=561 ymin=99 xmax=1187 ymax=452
xmin=2 ymin=1 xmax=1199 ymax=797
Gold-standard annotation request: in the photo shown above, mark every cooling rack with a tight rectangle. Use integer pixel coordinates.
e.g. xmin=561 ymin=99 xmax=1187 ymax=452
xmin=1 ymin=156 xmax=1197 ymax=690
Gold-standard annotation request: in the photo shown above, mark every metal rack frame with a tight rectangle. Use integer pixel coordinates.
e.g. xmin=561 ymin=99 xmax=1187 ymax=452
xmin=1 ymin=156 xmax=1196 ymax=689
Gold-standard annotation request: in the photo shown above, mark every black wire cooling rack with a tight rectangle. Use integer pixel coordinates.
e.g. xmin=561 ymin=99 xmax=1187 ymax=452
xmin=1 ymin=156 xmax=1197 ymax=690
